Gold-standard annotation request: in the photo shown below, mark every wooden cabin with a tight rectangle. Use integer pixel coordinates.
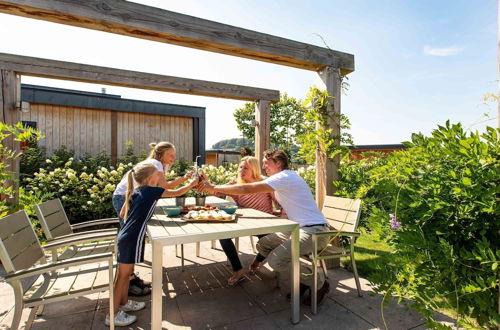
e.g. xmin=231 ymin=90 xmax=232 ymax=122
xmin=20 ymin=84 xmax=205 ymax=163
xmin=205 ymin=149 xmax=241 ymax=167
xmin=348 ymin=144 xmax=406 ymax=161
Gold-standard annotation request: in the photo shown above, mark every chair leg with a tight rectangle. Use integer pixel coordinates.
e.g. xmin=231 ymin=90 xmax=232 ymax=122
xmin=249 ymin=236 xmax=257 ymax=253
xmin=196 ymin=242 xmax=200 ymax=257
xmin=175 ymin=244 xmax=179 ymax=257
xmin=180 ymin=244 xmax=185 ymax=272
xmin=235 ymin=237 xmax=240 ymax=252
xmin=311 ymin=257 xmax=318 ymax=314
xmin=350 ymin=244 xmax=362 ymax=297
xmin=211 ymin=240 xmax=216 ymax=249
xmin=36 ymin=304 xmax=45 ymax=316
xmin=10 ymin=283 xmax=24 ymax=330
xmin=321 ymin=259 xmax=328 ymax=279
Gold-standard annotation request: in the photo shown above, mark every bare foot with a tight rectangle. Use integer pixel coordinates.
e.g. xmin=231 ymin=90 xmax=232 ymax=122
xmin=227 ymin=269 xmax=246 ymax=286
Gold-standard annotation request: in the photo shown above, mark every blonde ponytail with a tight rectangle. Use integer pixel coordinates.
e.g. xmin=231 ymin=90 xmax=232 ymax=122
xmin=122 ymin=163 xmax=158 ymax=221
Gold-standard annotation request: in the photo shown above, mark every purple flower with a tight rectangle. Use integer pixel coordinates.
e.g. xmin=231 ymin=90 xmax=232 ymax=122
xmin=390 ymin=213 xmax=401 ymax=230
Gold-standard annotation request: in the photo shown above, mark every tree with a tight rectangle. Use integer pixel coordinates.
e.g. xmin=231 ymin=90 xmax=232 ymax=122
xmin=233 ymin=93 xmax=307 ymax=157
xmin=211 ymin=138 xmax=254 ymax=150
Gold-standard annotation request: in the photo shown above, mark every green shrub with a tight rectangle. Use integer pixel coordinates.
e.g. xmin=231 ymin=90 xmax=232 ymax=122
xmin=19 ymin=143 xmax=46 ymax=181
xmin=25 ymin=160 xmax=132 ymax=223
xmin=345 ymin=122 xmax=499 ymax=328
xmin=295 ymin=165 xmax=315 ymax=195
xmin=169 ymin=158 xmax=193 ymax=177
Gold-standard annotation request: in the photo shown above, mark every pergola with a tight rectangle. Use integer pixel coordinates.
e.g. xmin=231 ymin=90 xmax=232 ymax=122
xmin=0 ymin=0 xmax=354 ymax=208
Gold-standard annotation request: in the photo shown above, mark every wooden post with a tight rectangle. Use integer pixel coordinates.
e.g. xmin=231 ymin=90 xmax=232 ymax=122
xmin=255 ymin=100 xmax=271 ymax=170
xmin=316 ymin=66 xmax=342 ymax=269
xmin=315 ymin=66 xmax=341 ymax=209
xmin=0 ymin=70 xmax=20 ymax=203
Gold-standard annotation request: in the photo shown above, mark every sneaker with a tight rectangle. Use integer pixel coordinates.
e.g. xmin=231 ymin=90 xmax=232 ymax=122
xmin=130 ymin=273 xmax=151 ymax=288
xmin=304 ymin=280 xmax=330 ymax=306
xmin=128 ymin=283 xmax=151 ymax=296
xmin=105 ymin=310 xmax=137 ymax=327
xmin=120 ymin=299 xmax=146 ymax=312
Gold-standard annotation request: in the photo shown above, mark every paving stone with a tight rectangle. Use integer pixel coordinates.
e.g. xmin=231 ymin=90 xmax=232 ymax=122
xmin=92 ymin=298 xmax=184 ymax=330
xmin=328 ymin=269 xmax=424 ymax=330
xmin=39 ymin=293 xmax=99 ymax=317
xmin=213 ymin=314 xmax=279 ymax=330
xmin=165 ymin=263 xmax=233 ymax=297
xmin=31 ymin=310 xmax=93 ymax=330
xmin=240 ymin=271 xmax=288 ymax=314
xmin=176 ymin=285 xmax=266 ymax=329
xmin=269 ymin=297 xmax=376 ymax=330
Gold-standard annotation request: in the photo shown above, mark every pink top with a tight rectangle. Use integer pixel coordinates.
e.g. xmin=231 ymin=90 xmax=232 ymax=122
xmin=219 ymin=181 xmax=277 ymax=215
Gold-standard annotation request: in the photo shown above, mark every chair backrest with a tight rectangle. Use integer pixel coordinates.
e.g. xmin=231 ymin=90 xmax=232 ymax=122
xmin=0 ymin=210 xmax=45 ymax=273
xmin=35 ymin=199 xmax=73 ymax=240
xmin=321 ymin=196 xmax=362 ymax=232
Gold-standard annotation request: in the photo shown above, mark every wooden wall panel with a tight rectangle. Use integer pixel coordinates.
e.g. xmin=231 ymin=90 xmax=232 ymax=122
xmin=73 ymin=106 xmax=80 ymax=157
xmin=27 ymin=105 xmax=194 ymax=161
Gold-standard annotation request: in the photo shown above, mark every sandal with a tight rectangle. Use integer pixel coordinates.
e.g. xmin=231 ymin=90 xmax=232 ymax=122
xmin=248 ymin=259 xmax=261 ymax=275
xmin=227 ymin=270 xmax=246 ymax=287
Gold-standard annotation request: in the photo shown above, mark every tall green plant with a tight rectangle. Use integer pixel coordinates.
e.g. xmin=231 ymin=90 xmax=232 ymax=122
xmin=297 ymin=86 xmax=353 ymax=164
xmin=0 ymin=122 xmax=41 ymax=217
xmin=354 ymin=122 xmax=499 ymax=328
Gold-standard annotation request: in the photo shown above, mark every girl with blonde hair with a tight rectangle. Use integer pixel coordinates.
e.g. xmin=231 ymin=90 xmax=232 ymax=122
xmin=112 ymin=142 xmax=193 ymax=296
xmin=108 ymin=163 xmax=197 ymax=326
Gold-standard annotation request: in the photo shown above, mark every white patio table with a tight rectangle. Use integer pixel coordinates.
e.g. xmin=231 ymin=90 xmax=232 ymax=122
xmin=147 ymin=196 xmax=300 ymax=329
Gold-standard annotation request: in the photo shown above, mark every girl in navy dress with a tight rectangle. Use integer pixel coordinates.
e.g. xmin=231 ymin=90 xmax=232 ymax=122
xmin=106 ymin=163 xmax=198 ymax=326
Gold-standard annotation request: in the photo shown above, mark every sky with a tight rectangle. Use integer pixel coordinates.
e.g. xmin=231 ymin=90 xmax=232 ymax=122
xmin=0 ymin=0 xmax=497 ymax=148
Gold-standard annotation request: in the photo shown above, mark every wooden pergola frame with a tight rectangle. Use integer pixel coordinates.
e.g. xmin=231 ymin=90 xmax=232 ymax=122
xmin=0 ymin=0 xmax=355 ymax=209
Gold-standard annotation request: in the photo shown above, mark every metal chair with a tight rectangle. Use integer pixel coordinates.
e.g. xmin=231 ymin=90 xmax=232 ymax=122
xmin=0 ymin=210 xmax=115 ymax=329
xmin=35 ymin=198 xmax=118 ymax=261
xmin=309 ymin=195 xmax=363 ymax=314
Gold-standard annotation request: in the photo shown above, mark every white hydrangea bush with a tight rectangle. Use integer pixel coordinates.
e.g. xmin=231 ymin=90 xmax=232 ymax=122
xmin=25 ymin=160 xmax=132 ymax=222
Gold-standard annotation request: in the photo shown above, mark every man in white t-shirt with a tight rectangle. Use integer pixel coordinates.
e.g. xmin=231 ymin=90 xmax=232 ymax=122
xmin=199 ymin=149 xmax=331 ymax=305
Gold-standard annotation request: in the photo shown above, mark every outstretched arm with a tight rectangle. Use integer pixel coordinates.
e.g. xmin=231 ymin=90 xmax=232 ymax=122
xmin=161 ymin=177 xmax=198 ymax=198
xmin=199 ymin=180 xmax=274 ymax=195
xmin=160 ymin=170 xmax=193 ymax=189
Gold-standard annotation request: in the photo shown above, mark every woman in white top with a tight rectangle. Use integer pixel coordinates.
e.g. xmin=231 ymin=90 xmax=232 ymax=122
xmin=112 ymin=141 xmax=192 ymax=228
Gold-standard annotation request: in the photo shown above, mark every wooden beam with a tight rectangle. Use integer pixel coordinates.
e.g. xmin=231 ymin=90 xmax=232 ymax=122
xmin=0 ymin=70 xmax=20 ymax=204
xmin=315 ymin=66 xmax=341 ymax=210
xmin=0 ymin=53 xmax=280 ymax=102
xmin=0 ymin=0 xmax=354 ymax=74
xmin=255 ymin=100 xmax=271 ymax=171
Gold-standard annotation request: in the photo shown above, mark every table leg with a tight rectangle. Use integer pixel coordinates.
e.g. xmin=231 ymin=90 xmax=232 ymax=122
xmin=151 ymin=241 xmax=163 ymax=330
xmin=290 ymin=226 xmax=300 ymax=324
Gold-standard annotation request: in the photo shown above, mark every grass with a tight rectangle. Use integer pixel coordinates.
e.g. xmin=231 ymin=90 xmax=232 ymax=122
xmin=342 ymin=229 xmax=462 ymax=326
xmin=341 ymin=228 xmax=393 ymax=277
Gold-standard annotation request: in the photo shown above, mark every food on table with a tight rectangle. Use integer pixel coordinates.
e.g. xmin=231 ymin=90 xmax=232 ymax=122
xmin=184 ymin=205 xmax=218 ymax=212
xmin=185 ymin=209 xmax=233 ymax=221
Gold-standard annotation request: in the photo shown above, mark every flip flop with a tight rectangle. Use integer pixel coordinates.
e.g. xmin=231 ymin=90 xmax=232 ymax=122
xmin=248 ymin=261 xmax=261 ymax=275
xmin=227 ymin=274 xmax=246 ymax=287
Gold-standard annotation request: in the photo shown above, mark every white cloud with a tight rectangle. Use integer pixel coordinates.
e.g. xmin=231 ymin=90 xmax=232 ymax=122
xmin=423 ymin=45 xmax=464 ymax=56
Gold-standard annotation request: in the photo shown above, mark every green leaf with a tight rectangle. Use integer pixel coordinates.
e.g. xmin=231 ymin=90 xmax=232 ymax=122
xmin=461 ymin=177 xmax=472 ymax=186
